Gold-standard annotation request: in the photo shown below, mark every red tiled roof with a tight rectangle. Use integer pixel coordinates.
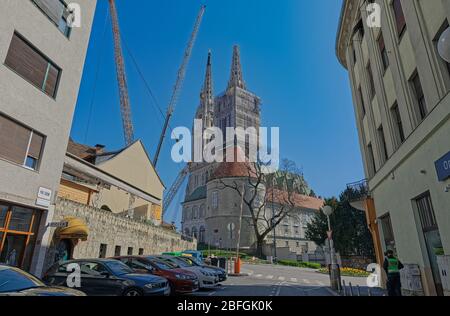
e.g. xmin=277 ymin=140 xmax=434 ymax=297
xmin=67 ymin=139 xmax=97 ymax=160
xmin=266 ymin=188 xmax=324 ymax=211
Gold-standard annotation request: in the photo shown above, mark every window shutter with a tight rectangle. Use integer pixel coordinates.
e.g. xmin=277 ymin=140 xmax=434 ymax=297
xmin=28 ymin=132 xmax=44 ymax=159
xmin=33 ymin=0 xmax=65 ymax=25
xmin=0 ymin=115 xmax=31 ymax=165
xmin=5 ymin=34 xmax=48 ymax=90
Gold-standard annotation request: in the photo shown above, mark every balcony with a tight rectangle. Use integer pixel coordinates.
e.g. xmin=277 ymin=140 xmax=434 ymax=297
xmin=346 ymin=179 xmax=370 ymax=211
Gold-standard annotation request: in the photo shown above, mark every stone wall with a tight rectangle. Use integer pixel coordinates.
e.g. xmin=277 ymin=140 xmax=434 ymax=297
xmin=43 ymin=198 xmax=196 ymax=271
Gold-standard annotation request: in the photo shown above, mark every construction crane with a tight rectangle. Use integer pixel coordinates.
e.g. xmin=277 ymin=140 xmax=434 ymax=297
xmin=109 ymin=0 xmax=134 ymax=146
xmin=153 ymin=5 xmax=206 ymax=167
xmin=162 ymin=164 xmax=190 ymax=215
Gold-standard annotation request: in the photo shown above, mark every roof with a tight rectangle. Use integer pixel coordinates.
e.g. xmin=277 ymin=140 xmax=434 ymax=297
xmin=267 ymin=188 xmax=324 ymax=211
xmin=184 ymin=185 xmax=207 ymax=203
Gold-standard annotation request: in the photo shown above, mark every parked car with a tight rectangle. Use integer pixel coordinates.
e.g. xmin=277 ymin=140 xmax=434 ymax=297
xmin=43 ymin=259 xmax=170 ymax=296
xmin=177 ymin=256 xmax=227 ymax=282
xmin=154 ymin=255 xmax=219 ymax=289
xmin=111 ymin=256 xmax=199 ymax=294
xmin=0 ymin=265 xmax=85 ymax=296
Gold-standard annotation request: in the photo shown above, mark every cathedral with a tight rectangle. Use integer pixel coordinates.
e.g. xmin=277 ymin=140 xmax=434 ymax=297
xmin=181 ymin=46 xmax=323 ymax=257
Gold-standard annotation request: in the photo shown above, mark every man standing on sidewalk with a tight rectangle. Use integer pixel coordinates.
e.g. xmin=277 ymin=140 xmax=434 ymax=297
xmin=383 ymin=250 xmax=404 ymax=296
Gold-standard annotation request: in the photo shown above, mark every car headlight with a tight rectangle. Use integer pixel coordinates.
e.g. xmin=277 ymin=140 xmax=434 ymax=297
xmin=144 ymin=283 xmax=158 ymax=289
xmin=175 ymin=274 xmax=189 ymax=280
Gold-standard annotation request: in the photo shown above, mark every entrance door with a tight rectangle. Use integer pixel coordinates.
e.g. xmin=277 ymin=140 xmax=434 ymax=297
xmin=415 ymin=192 xmax=444 ymax=296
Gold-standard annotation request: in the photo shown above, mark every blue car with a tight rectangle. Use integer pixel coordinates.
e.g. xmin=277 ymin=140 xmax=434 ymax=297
xmin=43 ymin=259 xmax=170 ymax=296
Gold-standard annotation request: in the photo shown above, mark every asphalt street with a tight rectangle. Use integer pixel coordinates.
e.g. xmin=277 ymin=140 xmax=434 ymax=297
xmin=188 ymin=263 xmax=373 ymax=297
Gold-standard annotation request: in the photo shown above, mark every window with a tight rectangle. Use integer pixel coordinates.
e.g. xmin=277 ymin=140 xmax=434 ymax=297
xmin=138 ymin=248 xmax=144 ymax=255
xmin=114 ymin=246 xmax=121 ymax=257
xmin=415 ymin=193 xmax=438 ymax=232
xmin=392 ymin=0 xmax=406 ymax=37
xmin=410 ymin=72 xmax=427 ymax=121
xmin=5 ymin=33 xmax=61 ymax=98
xmin=380 ymin=214 xmax=396 ymax=251
xmin=99 ymin=244 xmax=107 ymax=258
xmin=391 ymin=103 xmax=405 ymax=145
xmin=192 ymin=227 xmax=198 ymax=239
xmin=31 ymin=0 xmax=72 ymax=37
xmin=367 ymin=63 xmax=376 ymax=100
xmin=212 ymin=191 xmax=219 ymax=209
xmin=199 ymin=226 xmax=206 ymax=244
xmin=377 ymin=125 xmax=389 ymax=163
xmin=296 ymin=242 xmax=300 ymax=247
xmin=193 ymin=206 xmax=198 ymax=219
xmin=127 ymin=247 xmax=133 ymax=256
xmin=0 ymin=114 xmax=45 ymax=171
xmin=285 ymin=241 xmax=289 ymax=247
xmin=367 ymin=143 xmax=377 ymax=177
xmin=378 ymin=34 xmax=389 ymax=71
xmin=0 ymin=206 xmax=41 ymax=271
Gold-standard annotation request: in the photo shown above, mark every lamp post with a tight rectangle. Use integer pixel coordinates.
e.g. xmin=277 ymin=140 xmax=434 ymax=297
xmin=322 ymin=205 xmax=341 ymax=291
xmin=438 ymin=27 xmax=450 ymax=63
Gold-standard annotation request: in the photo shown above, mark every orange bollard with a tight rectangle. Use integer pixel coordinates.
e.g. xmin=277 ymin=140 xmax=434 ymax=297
xmin=234 ymin=257 xmax=241 ymax=274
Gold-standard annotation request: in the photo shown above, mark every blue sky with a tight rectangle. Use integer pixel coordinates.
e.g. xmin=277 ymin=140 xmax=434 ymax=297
xmin=70 ymin=0 xmax=364 ymax=222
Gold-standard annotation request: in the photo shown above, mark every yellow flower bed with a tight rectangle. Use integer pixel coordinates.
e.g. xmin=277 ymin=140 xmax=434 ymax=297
xmin=317 ymin=267 xmax=370 ymax=277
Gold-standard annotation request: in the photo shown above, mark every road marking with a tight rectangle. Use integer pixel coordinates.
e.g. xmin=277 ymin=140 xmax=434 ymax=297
xmin=266 ymin=275 xmax=274 ymax=279
xmin=255 ymin=274 xmax=263 ymax=278
xmin=303 ymin=279 xmax=311 ymax=284
xmin=290 ymin=278 xmax=298 ymax=283
xmin=278 ymin=276 xmax=285 ymax=281
xmin=316 ymin=281 xmax=325 ymax=286
xmin=208 ymin=291 xmax=216 ymax=296
xmin=275 ymin=282 xmax=283 ymax=296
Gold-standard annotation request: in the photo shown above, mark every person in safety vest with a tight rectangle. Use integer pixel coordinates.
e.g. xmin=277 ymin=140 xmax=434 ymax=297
xmin=383 ymin=250 xmax=404 ymax=296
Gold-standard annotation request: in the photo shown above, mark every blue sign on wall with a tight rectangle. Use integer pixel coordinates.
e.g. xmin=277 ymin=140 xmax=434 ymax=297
xmin=435 ymin=151 xmax=450 ymax=182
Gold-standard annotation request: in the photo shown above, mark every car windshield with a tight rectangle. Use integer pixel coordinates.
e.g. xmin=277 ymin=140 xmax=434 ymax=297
xmin=0 ymin=266 xmax=45 ymax=293
xmin=162 ymin=257 xmax=190 ymax=268
xmin=147 ymin=258 xmax=176 ymax=270
xmin=179 ymin=257 xmax=199 ymax=266
xmin=104 ymin=260 xmax=134 ymax=275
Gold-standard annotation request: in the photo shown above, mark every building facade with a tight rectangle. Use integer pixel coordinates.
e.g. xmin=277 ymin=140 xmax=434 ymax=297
xmin=181 ymin=47 xmax=323 ymax=256
xmin=337 ymin=0 xmax=450 ymax=295
xmin=0 ymin=0 xmax=97 ymax=275
xmin=41 ymin=140 xmax=193 ymax=273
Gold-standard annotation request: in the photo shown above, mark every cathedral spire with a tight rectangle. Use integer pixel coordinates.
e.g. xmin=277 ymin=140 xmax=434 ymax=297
xmin=200 ymin=50 xmax=214 ymax=129
xmin=201 ymin=50 xmax=214 ymax=106
xmin=227 ymin=45 xmax=246 ymax=90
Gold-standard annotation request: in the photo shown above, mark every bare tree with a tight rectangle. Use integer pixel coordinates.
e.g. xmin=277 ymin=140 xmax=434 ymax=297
xmin=217 ymin=159 xmax=307 ymax=258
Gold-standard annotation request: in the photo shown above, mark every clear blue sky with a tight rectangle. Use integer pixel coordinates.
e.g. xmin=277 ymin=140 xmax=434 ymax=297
xmin=70 ymin=0 xmax=364 ymax=222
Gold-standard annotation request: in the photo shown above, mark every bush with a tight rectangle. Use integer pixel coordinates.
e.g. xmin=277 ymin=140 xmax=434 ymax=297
xmin=277 ymin=260 xmax=321 ymax=269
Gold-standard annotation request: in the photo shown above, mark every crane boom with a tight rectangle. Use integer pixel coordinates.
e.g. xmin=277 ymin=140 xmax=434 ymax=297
xmin=109 ymin=0 xmax=134 ymax=146
xmin=162 ymin=164 xmax=190 ymax=215
xmin=153 ymin=5 xmax=206 ymax=166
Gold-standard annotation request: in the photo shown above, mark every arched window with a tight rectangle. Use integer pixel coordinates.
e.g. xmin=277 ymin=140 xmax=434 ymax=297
xmin=212 ymin=191 xmax=219 ymax=209
xmin=192 ymin=227 xmax=198 ymax=239
xmin=184 ymin=228 xmax=190 ymax=237
xmin=199 ymin=226 xmax=206 ymax=244
xmin=193 ymin=206 xmax=199 ymax=219
xmin=185 ymin=208 xmax=191 ymax=221
xmin=200 ymin=205 xmax=205 ymax=218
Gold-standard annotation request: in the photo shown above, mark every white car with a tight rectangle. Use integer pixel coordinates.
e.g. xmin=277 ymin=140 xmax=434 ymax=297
xmin=157 ymin=256 xmax=218 ymax=289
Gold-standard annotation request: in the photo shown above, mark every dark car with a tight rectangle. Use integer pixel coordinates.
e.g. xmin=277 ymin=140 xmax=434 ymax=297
xmin=177 ymin=256 xmax=227 ymax=282
xmin=0 ymin=265 xmax=85 ymax=296
xmin=112 ymin=256 xmax=199 ymax=294
xmin=43 ymin=259 xmax=170 ymax=296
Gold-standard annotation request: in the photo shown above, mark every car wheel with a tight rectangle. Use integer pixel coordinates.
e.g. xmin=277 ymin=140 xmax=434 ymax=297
xmin=123 ymin=288 xmax=143 ymax=296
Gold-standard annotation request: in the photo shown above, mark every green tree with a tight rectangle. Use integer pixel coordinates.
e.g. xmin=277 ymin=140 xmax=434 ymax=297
xmin=305 ymin=189 xmax=375 ymax=259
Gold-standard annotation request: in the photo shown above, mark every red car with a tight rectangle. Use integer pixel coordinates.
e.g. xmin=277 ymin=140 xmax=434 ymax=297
xmin=112 ymin=256 xmax=199 ymax=295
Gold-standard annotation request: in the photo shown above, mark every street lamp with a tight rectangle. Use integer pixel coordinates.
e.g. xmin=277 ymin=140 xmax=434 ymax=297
xmin=438 ymin=27 xmax=450 ymax=63
xmin=321 ymin=205 xmax=341 ymax=291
